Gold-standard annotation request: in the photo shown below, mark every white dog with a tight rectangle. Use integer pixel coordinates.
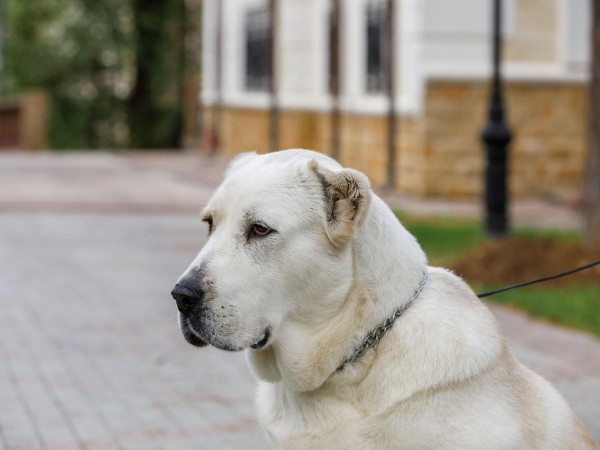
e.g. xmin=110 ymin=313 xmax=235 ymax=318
xmin=171 ymin=149 xmax=595 ymax=449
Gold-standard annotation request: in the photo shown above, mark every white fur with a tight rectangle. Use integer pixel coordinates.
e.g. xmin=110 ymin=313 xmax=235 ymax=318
xmin=179 ymin=149 xmax=595 ymax=449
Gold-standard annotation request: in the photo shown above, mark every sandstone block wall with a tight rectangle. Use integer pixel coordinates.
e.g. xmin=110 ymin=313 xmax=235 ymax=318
xmin=422 ymin=81 xmax=586 ymax=197
xmin=203 ymin=79 xmax=586 ymax=198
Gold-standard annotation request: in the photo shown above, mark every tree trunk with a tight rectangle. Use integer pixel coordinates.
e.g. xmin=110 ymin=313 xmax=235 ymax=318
xmin=128 ymin=0 xmax=184 ymax=149
xmin=585 ymin=0 xmax=600 ymax=243
xmin=181 ymin=0 xmax=202 ymax=150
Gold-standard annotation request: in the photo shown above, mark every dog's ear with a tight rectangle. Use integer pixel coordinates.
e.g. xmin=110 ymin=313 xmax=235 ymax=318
xmin=309 ymin=160 xmax=371 ymax=246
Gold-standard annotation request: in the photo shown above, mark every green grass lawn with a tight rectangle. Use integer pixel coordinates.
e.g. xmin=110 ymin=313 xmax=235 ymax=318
xmin=479 ymin=285 xmax=600 ymax=336
xmin=396 ymin=213 xmax=484 ymax=264
xmin=395 ymin=212 xmax=600 ymax=337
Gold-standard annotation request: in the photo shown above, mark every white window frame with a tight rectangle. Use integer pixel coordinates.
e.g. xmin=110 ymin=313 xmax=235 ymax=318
xmin=339 ymin=0 xmax=424 ymax=116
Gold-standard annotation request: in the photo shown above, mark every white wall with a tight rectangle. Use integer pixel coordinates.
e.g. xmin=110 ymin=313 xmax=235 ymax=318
xmin=422 ymin=0 xmax=514 ymax=79
xmin=561 ymin=0 xmax=591 ymax=73
xmin=201 ymin=0 xmax=591 ymax=114
xmin=423 ymin=0 xmax=590 ymax=82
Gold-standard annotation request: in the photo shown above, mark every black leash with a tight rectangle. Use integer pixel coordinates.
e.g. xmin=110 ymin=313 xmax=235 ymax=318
xmin=476 ymin=259 xmax=600 ymax=298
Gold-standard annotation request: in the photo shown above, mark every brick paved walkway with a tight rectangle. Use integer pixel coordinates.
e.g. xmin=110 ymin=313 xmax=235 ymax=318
xmin=0 ymin=214 xmax=268 ymax=449
xmin=0 ymin=151 xmax=597 ymax=448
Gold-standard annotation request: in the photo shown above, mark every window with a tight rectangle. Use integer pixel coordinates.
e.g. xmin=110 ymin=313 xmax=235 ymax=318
xmin=245 ymin=9 xmax=272 ymax=91
xmin=365 ymin=1 xmax=387 ymax=93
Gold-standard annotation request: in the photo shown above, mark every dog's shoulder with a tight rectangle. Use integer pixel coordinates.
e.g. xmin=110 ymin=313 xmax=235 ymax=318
xmin=411 ymin=266 xmax=502 ymax=339
xmin=367 ymin=266 xmax=505 ymax=400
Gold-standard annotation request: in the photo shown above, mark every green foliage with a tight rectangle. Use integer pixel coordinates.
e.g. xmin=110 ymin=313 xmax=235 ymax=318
xmin=5 ymin=0 xmax=133 ymax=148
xmin=4 ymin=0 xmax=186 ymax=149
xmin=128 ymin=0 xmax=184 ymax=148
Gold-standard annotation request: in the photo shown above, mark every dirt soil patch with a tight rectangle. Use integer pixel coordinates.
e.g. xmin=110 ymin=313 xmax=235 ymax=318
xmin=449 ymin=237 xmax=600 ymax=286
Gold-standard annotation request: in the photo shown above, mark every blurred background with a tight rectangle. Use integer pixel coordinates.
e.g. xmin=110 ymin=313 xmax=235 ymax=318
xmin=0 ymin=0 xmax=201 ymax=150
xmin=0 ymin=0 xmax=595 ymax=196
xmin=0 ymin=0 xmax=599 ymax=448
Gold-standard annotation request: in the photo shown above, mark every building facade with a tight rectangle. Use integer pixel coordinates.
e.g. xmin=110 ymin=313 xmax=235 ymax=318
xmin=201 ymin=0 xmax=590 ymax=197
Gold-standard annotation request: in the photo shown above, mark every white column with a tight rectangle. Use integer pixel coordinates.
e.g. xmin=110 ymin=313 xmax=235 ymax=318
xmin=340 ymin=0 xmax=365 ymax=108
xmin=222 ymin=0 xmax=242 ymax=102
xmin=314 ymin=0 xmax=331 ymax=98
xmin=398 ymin=0 xmax=424 ymax=116
xmin=278 ymin=0 xmax=330 ymax=110
xmin=201 ymin=0 xmax=218 ymax=105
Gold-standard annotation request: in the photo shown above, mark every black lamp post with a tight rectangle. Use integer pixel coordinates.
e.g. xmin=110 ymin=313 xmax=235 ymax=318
xmin=481 ymin=0 xmax=512 ymax=237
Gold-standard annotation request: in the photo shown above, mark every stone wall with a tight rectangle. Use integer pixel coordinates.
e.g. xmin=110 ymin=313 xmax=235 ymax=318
xmin=220 ymin=107 xmax=270 ymax=156
xmin=278 ymin=110 xmax=331 ymax=155
xmin=213 ymin=107 xmax=331 ymax=157
xmin=203 ymin=79 xmax=586 ymax=198
xmin=338 ymin=113 xmax=388 ymax=187
xmin=422 ymin=81 xmax=586 ymax=197
xmin=206 ymin=106 xmax=425 ymax=192
xmin=421 ymin=82 xmax=487 ymax=196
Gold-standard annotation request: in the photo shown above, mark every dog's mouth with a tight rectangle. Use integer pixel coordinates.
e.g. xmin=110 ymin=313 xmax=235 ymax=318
xmin=180 ymin=315 xmax=271 ymax=351
xmin=179 ymin=316 xmax=208 ymax=347
xmin=250 ymin=327 xmax=271 ymax=350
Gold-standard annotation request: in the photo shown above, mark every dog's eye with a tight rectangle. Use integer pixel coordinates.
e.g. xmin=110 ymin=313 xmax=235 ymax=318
xmin=250 ymin=224 xmax=271 ymax=237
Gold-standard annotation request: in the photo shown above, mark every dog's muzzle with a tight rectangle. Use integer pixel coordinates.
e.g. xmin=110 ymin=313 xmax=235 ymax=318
xmin=179 ymin=316 xmax=208 ymax=347
xmin=171 ymin=274 xmax=270 ymax=351
xmin=171 ymin=275 xmax=208 ymax=347
xmin=171 ymin=275 xmax=203 ymax=315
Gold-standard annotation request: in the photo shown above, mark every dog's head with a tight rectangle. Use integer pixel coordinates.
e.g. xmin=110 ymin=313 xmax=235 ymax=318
xmin=171 ymin=150 xmax=371 ymax=352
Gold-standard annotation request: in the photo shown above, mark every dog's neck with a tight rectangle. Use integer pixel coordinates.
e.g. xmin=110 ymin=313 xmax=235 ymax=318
xmin=350 ymin=195 xmax=428 ymax=325
xmin=337 ymin=268 xmax=428 ymax=370
xmin=247 ymin=195 xmax=428 ymax=392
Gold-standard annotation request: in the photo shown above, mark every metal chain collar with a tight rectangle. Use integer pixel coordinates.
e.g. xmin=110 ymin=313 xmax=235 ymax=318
xmin=338 ymin=270 xmax=428 ymax=370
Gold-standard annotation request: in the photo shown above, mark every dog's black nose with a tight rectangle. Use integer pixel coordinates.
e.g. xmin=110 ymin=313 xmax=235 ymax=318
xmin=171 ymin=278 xmax=203 ymax=314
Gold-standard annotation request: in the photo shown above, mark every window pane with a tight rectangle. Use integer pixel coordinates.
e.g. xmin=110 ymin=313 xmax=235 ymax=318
xmin=245 ymin=10 xmax=272 ymax=91
xmin=366 ymin=1 xmax=387 ymax=93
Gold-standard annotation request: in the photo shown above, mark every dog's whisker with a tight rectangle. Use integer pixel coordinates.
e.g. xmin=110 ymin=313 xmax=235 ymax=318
xmin=141 ymin=312 xmax=180 ymax=333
